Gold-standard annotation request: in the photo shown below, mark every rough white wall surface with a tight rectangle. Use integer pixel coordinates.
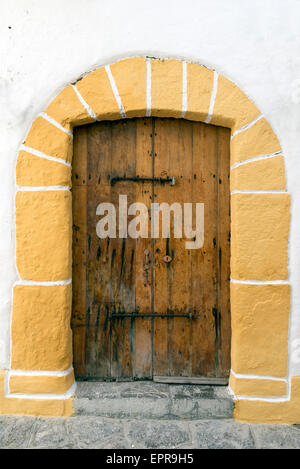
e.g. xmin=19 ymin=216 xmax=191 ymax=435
xmin=1 ymin=0 xmax=300 ymax=374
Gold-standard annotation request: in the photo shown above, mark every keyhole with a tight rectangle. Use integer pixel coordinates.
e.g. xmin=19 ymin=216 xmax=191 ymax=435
xmin=162 ymin=255 xmax=172 ymax=263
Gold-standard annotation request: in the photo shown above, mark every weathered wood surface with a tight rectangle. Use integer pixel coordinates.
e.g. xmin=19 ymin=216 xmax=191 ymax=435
xmin=153 ymin=376 xmax=229 ymax=385
xmin=72 ymin=118 xmax=231 ymax=380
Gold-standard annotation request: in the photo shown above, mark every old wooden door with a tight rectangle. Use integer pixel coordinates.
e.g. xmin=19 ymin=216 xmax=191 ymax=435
xmin=72 ymin=118 xmax=230 ymax=381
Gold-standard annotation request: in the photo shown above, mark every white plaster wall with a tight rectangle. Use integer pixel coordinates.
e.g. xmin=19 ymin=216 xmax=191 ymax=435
xmin=1 ymin=0 xmax=300 ymax=374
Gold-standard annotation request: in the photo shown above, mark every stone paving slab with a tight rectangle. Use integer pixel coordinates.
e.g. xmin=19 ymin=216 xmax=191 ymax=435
xmin=1 ymin=415 xmax=300 ymax=449
xmin=74 ymin=382 xmax=233 ymax=420
xmin=250 ymin=423 xmax=300 ymax=449
xmin=191 ymin=420 xmax=255 ymax=449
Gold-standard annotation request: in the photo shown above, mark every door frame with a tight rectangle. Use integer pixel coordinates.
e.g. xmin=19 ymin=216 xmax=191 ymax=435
xmin=8 ymin=57 xmax=294 ymax=423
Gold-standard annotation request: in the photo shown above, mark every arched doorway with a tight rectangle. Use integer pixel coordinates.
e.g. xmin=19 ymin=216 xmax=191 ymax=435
xmin=2 ymin=57 xmax=295 ymax=423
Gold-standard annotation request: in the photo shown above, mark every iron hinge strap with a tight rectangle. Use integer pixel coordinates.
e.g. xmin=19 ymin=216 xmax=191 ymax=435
xmin=109 ymin=312 xmax=197 ymax=319
xmin=110 ymin=176 xmax=175 ymax=186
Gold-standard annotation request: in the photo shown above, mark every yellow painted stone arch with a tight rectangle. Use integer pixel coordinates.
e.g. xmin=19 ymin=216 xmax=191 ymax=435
xmin=1 ymin=57 xmax=298 ymax=422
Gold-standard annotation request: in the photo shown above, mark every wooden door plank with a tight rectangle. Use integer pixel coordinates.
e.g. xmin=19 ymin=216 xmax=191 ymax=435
xmin=134 ymin=118 xmax=153 ymax=378
xmin=153 ymin=118 xmax=193 ymax=377
xmin=109 ymin=119 xmax=137 ymax=378
xmin=72 ymin=126 xmax=88 ymax=377
xmin=85 ymin=121 xmax=112 ymax=378
xmin=190 ymin=122 xmax=219 ymax=377
xmin=215 ymin=126 xmax=231 ymax=377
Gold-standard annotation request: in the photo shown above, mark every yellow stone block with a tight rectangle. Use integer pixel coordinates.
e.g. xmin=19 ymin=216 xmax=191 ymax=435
xmin=185 ymin=63 xmax=214 ymax=121
xmin=229 ymin=373 xmax=287 ymax=397
xmin=45 ymin=84 xmax=95 ymax=131
xmin=231 ymin=118 xmax=281 ymax=164
xmin=231 ymin=193 xmax=290 ymax=280
xmin=234 ymin=377 xmax=300 ymax=424
xmin=151 ymin=59 xmax=182 ymax=117
xmin=11 ymin=284 xmax=72 ymax=371
xmin=0 ymin=370 xmax=74 ymax=417
xmin=231 ymin=156 xmax=286 ymax=191
xmin=211 ymin=75 xmax=261 ymax=133
xmin=25 ymin=117 xmax=72 ymax=163
xmin=110 ymin=57 xmax=147 ymax=117
xmin=231 ymin=283 xmax=290 ymax=377
xmin=16 ymin=151 xmax=71 ymax=187
xmin=2 ymin=397 xmax=74 ymax=417
xmin=16 ymin=190 xmax=71 ymax=281
xmin=76 ymin=66 xmax=120 ymax=120
xmin=9 ymin=370 xmax=74 ymax=394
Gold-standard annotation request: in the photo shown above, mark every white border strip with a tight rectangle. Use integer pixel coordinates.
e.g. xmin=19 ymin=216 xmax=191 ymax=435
xmin=230 ymin=151 xmax=282 ymax=171
xmin=14 ymin=278 xmax=72 ymax=287
xmin=231 ymin=279 xmax=289 ymax=285
xmin=8 ymin=366 xmax=73 ymax=378
xmin=231 ymin=190 xmax=286 ymax=195
xmin=181 ymin=61 xmax=187 ymax=118
xmin=205 ymin=70 xmax=218 ymax=124
xmin=229 ymin=370 xmax=290 ymax=402
xmin=39 ymin=112 xmax=73 ymax=138
xmin=105 ymin=65 xmax=126 ymax=118
xmin=231 ymin=369 xmax=287 ymax=383
xmin=16 ymin=186 xmax=70 ymax=192
xmin=146 ymin=58 xmax=152 ymax=117
xmin=20 ymin=144 xmax=71 ymax=167
xmin=228 ymin=385 xmax=289 ymax=402
xmin=5 ymin=382 xmax=76 ymax=400
xmin=231 ymin=114 xmax=264 ymax=139
xmin=72 ymin=84 xmax=97 ymax=120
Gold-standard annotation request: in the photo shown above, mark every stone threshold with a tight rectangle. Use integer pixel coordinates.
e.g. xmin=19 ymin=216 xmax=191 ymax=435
xmin=74 ymin=381 xmax=234 ymax=420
